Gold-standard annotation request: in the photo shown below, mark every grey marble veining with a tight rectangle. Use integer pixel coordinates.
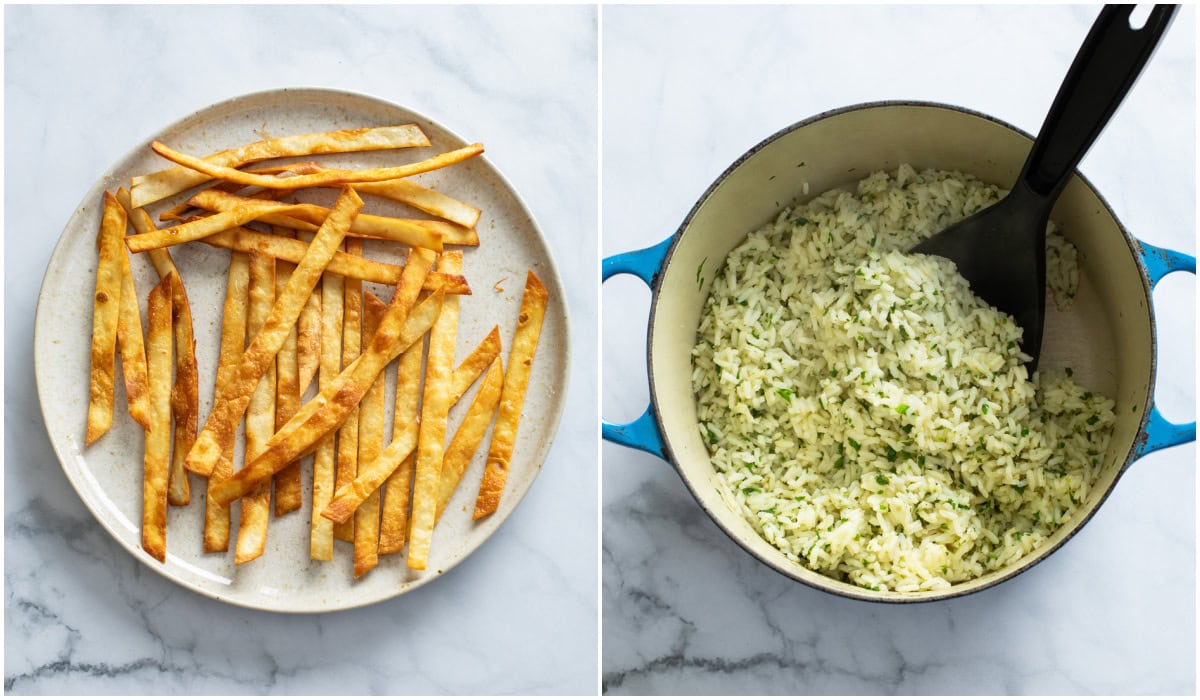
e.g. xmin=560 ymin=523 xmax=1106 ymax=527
xmin=5 ymin=4 xmax=597 ymax=694
xmin=602 ymin=5 xmax=1195 ymax=695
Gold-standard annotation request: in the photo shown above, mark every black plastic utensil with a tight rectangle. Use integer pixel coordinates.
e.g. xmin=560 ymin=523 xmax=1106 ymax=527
xmin=912 ymin=4 xmax=1177 ymax=372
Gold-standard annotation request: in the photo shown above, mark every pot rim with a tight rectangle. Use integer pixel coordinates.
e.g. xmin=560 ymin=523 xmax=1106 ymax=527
xmin=644 ymin=99 xmax=1158 ymax=603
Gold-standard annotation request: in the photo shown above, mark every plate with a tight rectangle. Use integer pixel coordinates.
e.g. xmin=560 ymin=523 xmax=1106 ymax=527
xmin=33 ymin=88 xmax=570 ymax=613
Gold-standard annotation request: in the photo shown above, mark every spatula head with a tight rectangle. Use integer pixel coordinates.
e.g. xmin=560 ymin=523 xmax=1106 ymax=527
xmin=910 ymin=192 xmax=1047 ymax=371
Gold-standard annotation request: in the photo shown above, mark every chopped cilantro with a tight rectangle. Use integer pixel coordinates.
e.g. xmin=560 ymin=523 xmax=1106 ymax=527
xmin=875 ymin=473 xmax=889 ymax=485
xmin=847 ymin=437 xmax=861 ymax=450
xmin=896 ymin=404 xmax=910 ymax=415
xmin=776 ymin=387 xmax=794 ymax=400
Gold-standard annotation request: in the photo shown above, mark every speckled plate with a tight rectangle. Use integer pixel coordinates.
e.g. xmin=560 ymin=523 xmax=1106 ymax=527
xmin=34 ymin=88 xmax=570 ymax=613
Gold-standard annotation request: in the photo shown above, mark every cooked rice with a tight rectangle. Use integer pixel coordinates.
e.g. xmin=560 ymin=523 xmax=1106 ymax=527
xmin=691 ymin=165 xmax=1115 ymax=593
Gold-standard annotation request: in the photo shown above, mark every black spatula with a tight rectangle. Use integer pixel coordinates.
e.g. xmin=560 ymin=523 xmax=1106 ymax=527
xmin=912 ymin=4 xmax=1177 ymax=372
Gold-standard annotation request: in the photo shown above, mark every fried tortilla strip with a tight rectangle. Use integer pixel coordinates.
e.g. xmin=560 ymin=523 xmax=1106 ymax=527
xmin=437 ymin=358 xmax=504 ymax=522
xmin=474 ymin=271 xmax=549 ymax=518
xmin=116 ymin=188 xmax=199 ymax=505
xmin=116 ymin=244 xmax=151 ymax=431
xmin=185 ymin=187 xmax=362 ymax=477
xmin=310 ymin=268 xmax=344 ymax=561
xmin=151 ymin=140 xmax=484 ymax=191
xmin=236 ymin=250 xmax=276 ymax=565
xmin=209 ymin=252 xmax=439 ymax=506
xmin=142 ymin=274 xmax=173 ymax=562
xmin=130 ymin=124 xmax=430 ymax=208
xmin=377 ymin=332 xmax=424 ymax=553
xmin=201 ymin=228 xmax=469 ymax=293
xmin=124 ymin=200 xmax=311 ymax=253
xmin=273 ymin=230 xmax=303 ymax=516
xmin=165 ymin=271 xmax=196 ymax=506
xmin=354 ymin=179 xmax=481 ymax=230
xmin=296 ymin=231 xmax=321 ymax=393
xmin=333 ymin=239 xmax=364 ymax=543
xmin=86 ymin=193 xmax=126 ymax=445
xmin=326 ymin=325 xmax=501 ymax=529
xmin=205 ymin=251 xmax=249 ymax=552
xmin=407 ymin=251 xmax=462 ymax=570
xmin=188 ymin=190 xmax=443 ymax=251
xmin=156 ymin=180 xmax=249 ymax=223
xmin=354 ymin=293 xmax=387 ymax=577
xmin=249 ymin=162 xmax=481 ymax=229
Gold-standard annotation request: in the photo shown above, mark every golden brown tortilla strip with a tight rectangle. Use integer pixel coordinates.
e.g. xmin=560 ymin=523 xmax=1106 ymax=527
xmin=296 ymin=231 xmax=321 ymax=393
xmin=209 ymin=252 xmax=439 ymax=506
xmin=165 ymin=271 xmax=196 ymax=507
xmin=184 ymin=187 xmax=362 ymax=478
xmin=156 ymin=180 xmax=251 ymax=223
xmin=116 ymin=244 xmax=151 ymax=431
xmin=116 ymin=187 xmax=199 ymax=507
xmin=377 ymin=334 xmax=424 ymax=553
xmin=200 ymin=227 xmax=470 ymax=293
xmin=273 ymin=231 xmax=303 ymax=517
xmin=333 ymin=239 xmax=364 ymax=543
xmin=205 ymin=251 xmax=249 ymax=552
xmin=124 ymin=200 xmax=315 ymax=254
xmin=474 ymin=270 xmax=548 ymax=519
xmin=326 ymin=325 xmax=501 ymax=530
xmin=354 ymin=293 xmax=387 ymax=577
xmin=130 ymin=124 xmax=430 ymax=208
xmin=407 ymin=251 xmax=463 ymax=570
xmin=235 ymin=250 xmax=276 ymax=565
xmin=437 ymin=358 xmax=504 ymax=522
xmin=142 ymin=274 xmax=174 ymax=562
xmin=87 ymin=192 xmax=127 ymax=445
xmin=248 ymin=163 xmax=481 ymax=230
xmin=310 ymin=268 xmax=344 ymax=561
xmin=150 ymin=140 xmax=484 ymax=192
xmin=188 ymin=190 xmax=443 ymax=251
xmin=353 ymin=179 xmax=482 ymax=230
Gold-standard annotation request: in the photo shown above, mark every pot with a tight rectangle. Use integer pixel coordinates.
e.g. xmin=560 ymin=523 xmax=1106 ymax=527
xmin=601 ymin=101 xmax=1195 ymax=602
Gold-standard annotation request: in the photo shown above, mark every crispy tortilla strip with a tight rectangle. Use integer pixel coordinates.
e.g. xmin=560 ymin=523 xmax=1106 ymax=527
xmin=310 ymin=268 xmax=344 ymax=561
xmin=86 ymin=192 xmax=126 ymax=445
xmin=451 ymin=326 xmax=502 ymax=399
xmin=209 ymin=252 xmax=439 ymax=506
xmin=151 ymin=140 xmax=484 ymax=191
xmin=165 ymin=271 xmax=196 ymax=506
xmin=142 ymin=274 xmax=173 ymax=562
xmin=156 ymin=181 xmax=250 ymax=223
xmin=354 ymin=179 xmax=481 ymax=230
xmin=326 ymin=325 xmax=501 ymax=529
xmin=130 ymin=124 xmax=430 ymax=208
xmin=249 ymin=163 xmax=481 ymax=230
xmin=124 ymin=200 xmax=312 ymax=254
xmin=407 ymin=251 xmax=462 ymax=570
xmin=273 ymin=233 xmax=303 ymax=516
xmin=437 ymin=358 xmax=504 ymax=522
xmin=205 ymin=251 xmax=249 ymax=552
xmin=189 ymin=190 xmax=443 ymax=251
xmin=474 ymin=271 xmax=549 ymax=519
xmin=296 ymin=231 xmax=321 ymax=392
xmin=116 ymin=244 xmax=151 ymax=431
xmin=116 ymin=187 xmax=199 ymax=506
xmin=185 ymin=187 xmax=362 ymax=477
xmin=333 ymin=240 xmax=364 ymax=543
xmin=377 ymin=333 xmax=424 ymax=553
xmin=235 ymin=250 xmax=276 ymax=565
xmin=354 ymin=293 xmax=387 ymax=577
xmin=201 ymin=227 xmax=469 ymax=293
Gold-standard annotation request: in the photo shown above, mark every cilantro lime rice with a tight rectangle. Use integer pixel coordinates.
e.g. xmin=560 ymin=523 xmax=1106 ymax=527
xmin=690 ymin=165 xmax=1115 ymax=593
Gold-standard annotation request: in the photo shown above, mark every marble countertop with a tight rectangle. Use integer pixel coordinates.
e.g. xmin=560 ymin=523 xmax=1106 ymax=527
xmin=5 ymin=5 xmax=596 ymax=694
xmin=602 ymin=5 xmax=1195 ymax=695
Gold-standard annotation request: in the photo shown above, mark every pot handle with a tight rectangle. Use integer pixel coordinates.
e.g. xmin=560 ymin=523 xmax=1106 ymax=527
xmin=601 ymin=236 xmax=674 ymax=459
xmin=1132 ymin=240 xmax=1195 ymax=459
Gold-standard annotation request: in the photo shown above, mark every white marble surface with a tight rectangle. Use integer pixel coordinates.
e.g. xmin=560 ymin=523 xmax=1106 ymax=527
xmin=5 ymin=4 xmax=596 ymax=694
xmin=602 ymin=5 xmax=1195 ymax=695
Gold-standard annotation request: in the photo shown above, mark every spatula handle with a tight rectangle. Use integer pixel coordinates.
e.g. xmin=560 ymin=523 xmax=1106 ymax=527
xmin=1019 ymin=5 xmax=1176 ymax=200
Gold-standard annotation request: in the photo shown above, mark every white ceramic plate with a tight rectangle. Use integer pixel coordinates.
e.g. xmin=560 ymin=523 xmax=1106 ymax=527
xmin=33 ymin=88 xmax=570 ymax=613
